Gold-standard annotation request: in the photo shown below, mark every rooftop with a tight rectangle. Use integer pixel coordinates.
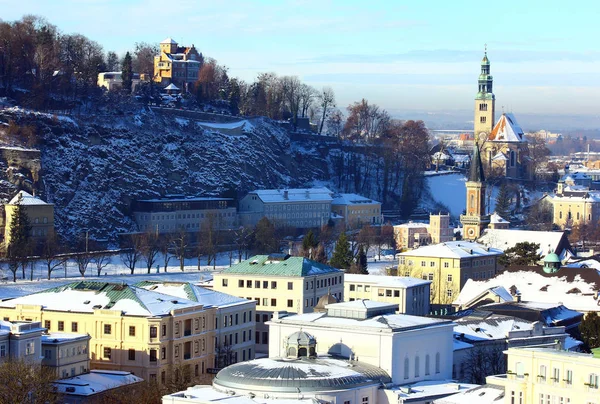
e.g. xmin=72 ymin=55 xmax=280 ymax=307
xmin=488 ymin=113 xmax=526 ymax=143
xmin=42 ymin=332 xmax=90 ymax=344
xmin=53 ymin=370 xmax=143 ymax=397
xmin=218 ymin=255 xmax=342 ymax=277
xmin=344 ymin=274 xmax=431 ymax=288
xmin=398 ymin=241 xmax=503 ymax=259
xmin=8 ymin=190 xmax=51 ymax=206
xmin=165 ymin=385 xmax=318 ymax=404
xmin=388 ymin=380 xmax=479 ymax=402
xmin=135 ymin=281 xmax=252 ymax=309
xmin=331 ymin=193 xmax=380 ymax=206
xmin=478 ymin=229 xmax=573 ymax=259
xmin=434 ymin=384 xmax=504 ymax=404
xmin=249 ymin=188 xmax=333 ymax=203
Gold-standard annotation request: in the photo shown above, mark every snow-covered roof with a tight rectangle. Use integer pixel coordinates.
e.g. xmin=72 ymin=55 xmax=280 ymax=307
xmin=491 ymin=151 xmax=508 ymax=161
xmin=331 ymin=193 xmax=380 ymax=206
xmin=135 ymin=281 xmax=252 ymax=309
xmin=454 ymin=269 xmax=600 ymax=313
xmin=453 ymin=316 xmax=542 ymax=342
xmin=488 ymin=113 xmax=526 ymax=143
xmin=388 ymin=380 xmax=479 ymax=402
xmin=478 ymin=229 xmax=572 ymax=259
xmin=270 ymin=310 xmax=453 ymax=333
xmin=433 ymin=384 xmax=504 ymax=404
xmin=249 ymin=188 xmax=333 ymax=203
xmin=53 ymin=370 xmax=143 ymax=397
xmin=549 ymin=192 xmax=600 ymax=203
xmin=344 ymin=273 xmax=431 ymax=288
xmin=8 ymin=190 xmax=51 ymax=206
xmin=164 ymin=83 xmax=180 ymax=90
xmin=161 ymin=37 xmax=177 ymax=44
xmin=394 ymin=222 xmax=429 ymax=229
xmin=398 ymin=241 xmax=503 ymax=259
xmin=42 ymin=332 xmax=90 ymax=344
xmin=0 ymin=281 xmax=206 ymax=317
xmin=490 ymin=212 xmax=509 ymax=224
xmin=219 ymin=255 xmax=341 ymax=277
xmin=164 ymin=385 xmax=316 ymax=404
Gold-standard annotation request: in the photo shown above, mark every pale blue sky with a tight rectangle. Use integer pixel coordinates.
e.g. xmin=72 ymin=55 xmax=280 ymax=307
xmin=2 ymin=0 xmax=600 ymax=116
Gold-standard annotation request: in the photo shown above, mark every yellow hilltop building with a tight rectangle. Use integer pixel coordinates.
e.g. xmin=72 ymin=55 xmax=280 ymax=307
xmin=4 ymin=190 xmax=54 ymax=245
xmin=154 ymin=38 xmax=203 ymax=89
xmin=0 ymin=281 xmax=215 ymax=384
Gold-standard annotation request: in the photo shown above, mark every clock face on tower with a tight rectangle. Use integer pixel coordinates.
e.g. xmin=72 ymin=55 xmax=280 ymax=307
xmin=467 ymin=228 xmax=476 ymax=237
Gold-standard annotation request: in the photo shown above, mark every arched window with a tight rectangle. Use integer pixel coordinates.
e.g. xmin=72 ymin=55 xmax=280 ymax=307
xmin=510 ymin=151 xmax=515 ymax=167
xmin=470 ymin=194 xmax=475 ymax=210
xmin=435 ymin=352 xmax=440 ymax=374
xmin=425 ymin=354 xmax=430 ymax=375
xmin=414 ymin=355 xmax=420 ymax=377
xmin=404 ymin=357 xmax=409 ymax=379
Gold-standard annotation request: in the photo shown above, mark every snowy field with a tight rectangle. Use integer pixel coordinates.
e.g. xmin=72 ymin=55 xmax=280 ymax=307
xmin=0 ymin=249 xmax=397 ymax=300
xmin=426 ymin=173 xmax=498 ymax=217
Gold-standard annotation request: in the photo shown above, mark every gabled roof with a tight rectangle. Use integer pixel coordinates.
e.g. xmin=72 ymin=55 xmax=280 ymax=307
xmin=160 ymin=37 xmax=177 ymax=44
xmin=0 ymin=281 xmax=204 ymax=317
xmin=490 ymin=212 xmax=509 ymax=224
xmin=479 ymin=229 xmax=574 ymax=259
xmin=8 ymin=190 xmax=51 ymax=206
xmin=491 ymin=151 xmax=508 ymax=161
xmin=219 ymin=255 xmax=342 ymax=277
xmin=488 ymin=113 xmax=526 ymax=143
xmin=164 ymin=83 xmax=179 ymax=90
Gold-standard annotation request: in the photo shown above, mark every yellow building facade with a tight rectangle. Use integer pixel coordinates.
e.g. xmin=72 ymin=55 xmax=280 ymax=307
xmin=398 ymin=241 xmax=502 ymax=306
xmin=213 ymin=254 xmax=344 ymax=353
xmin=4 ymin=190 xmax=54 ymax=245
xmin=330 ymin=193 xmax=382 ymax=229
xmin=549 ymin=193 xmax=600 ymax=229
xmin=0 ymin=282 xmax=215 ymax=384
xmin=153 ymin=37 xmax=202 ymax=88
xmin=487 ymin=346 xmax=600 ymax=404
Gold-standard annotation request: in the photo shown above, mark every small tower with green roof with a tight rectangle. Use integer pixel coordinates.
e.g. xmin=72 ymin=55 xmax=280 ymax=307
xmin=474 ymin=45 xmax=496 ymax=137
xmin=543 ymin=249 xmax=561 ymax=273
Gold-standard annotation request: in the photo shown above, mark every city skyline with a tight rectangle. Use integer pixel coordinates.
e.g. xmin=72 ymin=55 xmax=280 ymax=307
xmin=2 ymin=0 xmax=599 ymax=120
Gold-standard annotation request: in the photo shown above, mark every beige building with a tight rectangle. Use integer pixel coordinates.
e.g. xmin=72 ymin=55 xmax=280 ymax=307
xmin=213 ymin=254 xmax=343 ymax=353
xmin=154 ymin=38 xmax=202 ymax=89
xmin=547 ymin=189 xmax=600 ymax=229
xmin=4 ymin=190 xmax=54 ymax=244
xmin=330 ymin=193 xmax=382 ymax=229
xmin=344 ymin=274 xmax=431 ymax=316
xmin=238 ymin=188 xmax=333 ymax=229
xmin=394 ymin=214 xmax=453 ymax=250
xmin=42 ymin=333 xmax=91 ymax=378
xmin=487 ymin=346 xmax=600 ymax=404
xmin=398 ymin=241 xmax=503 ymax=306
xmin=133 ymin=197 xmax=237 ymax=234
xmin=97 ymin=71 xmax=141 ymax=92
xmin=0 ymin=281 xmax=216 ymax=384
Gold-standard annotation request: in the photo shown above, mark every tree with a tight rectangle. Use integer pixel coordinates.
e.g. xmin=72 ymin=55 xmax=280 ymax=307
xmin=92 ymin=251 xmax=111 ymax=276
xmin=356 ymin=225 xmax=375 ymax=255
xmin=498 ymin=242 xmax=541 ymax=267
xmin=317 ymin=87 xmax=336 ymax=134
xmin=6 ymin=192 xmax=31 ymax=282
xmin=301 ymin=230 xmax=318 ymax=259
xmin=40 ymin=233 xmax=66 ymax=280
xmin=525 ymin=200 xmax=554 ymax=231
xmin=133 ymin=42 xmax=159 ymax=77
xmin=159 ymin=234 xmax=173 ymax=272
xmin=140 ymin=231 xmax=160 ymax=274
xmin=349 ymin=245 xmax=369 ymax=274
xmin=233 ymin=226 xmax=253 ymax=262
xmin=495 ymin=182 xmax=512 ymax=219
xmin=253 ymin=217 xmax=278 ymax=253
xmin=105 ymin=50 xmax=119 ymax=71
xmin=171 ymin=228 xmax=189 ymax=272
xmin=120 ymin=233 xmax=143 ymax=274
xmin=579 ymin=312 xmax=600 ymax=349
xmin=121 ymin=51 xmax=133 ymax=93
xmin=463 ymin=345 xmax=506 ymax=384
xmin=314 ymin=243 xmax=327 ymax=264
xmin=0 ymin=359 xmax=61 ymax=403
xmin=330 ymin=232 xmax=353 ymax=270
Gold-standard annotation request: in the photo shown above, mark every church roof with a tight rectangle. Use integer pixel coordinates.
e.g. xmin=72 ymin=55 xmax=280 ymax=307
xmin=488 ymin=113 xmax=526 ymax=143
xmin=468 ymin=144 xmax=485 ymax=183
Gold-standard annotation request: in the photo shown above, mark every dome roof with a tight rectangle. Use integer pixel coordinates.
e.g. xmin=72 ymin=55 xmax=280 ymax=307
xmin=544 ymin=252 xmax=561 ymax=264
xmin=287 ymin=330 xmax=316 ymax=345
xmin=214 ymin=357 xmax=391 ymax=393
xmin=482 ymin=54 xmax=490 ymax=65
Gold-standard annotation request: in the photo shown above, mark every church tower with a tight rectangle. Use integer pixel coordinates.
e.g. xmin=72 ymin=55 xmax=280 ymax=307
xmin=474 ymin=47 xmax=495 ymax=137
xmin=460 ymin=145 xmax=490 ymax=240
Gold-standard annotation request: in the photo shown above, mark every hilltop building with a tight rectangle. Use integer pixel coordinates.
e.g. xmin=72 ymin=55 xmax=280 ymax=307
xmin=4 ymin=190 xmax=54 ymax=244
xmin=153 ymin=38 xmax=203 ymax=89
xmin=397 ymin=241 xmax=503 ymax=306
xmin=0 ymin=281 xmax=216 ymax=383
xmin=238 ymin=188 xmax=333 ymax=229
xmin=97 ymin=71 xmax=141 ymax=92
xmin=213 ymin=254 xmax=343 ymax=353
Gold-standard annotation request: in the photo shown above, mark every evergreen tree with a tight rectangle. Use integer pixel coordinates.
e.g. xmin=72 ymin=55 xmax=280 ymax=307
xmin=6 ymin=193 xmax=31 ymax=282
xmin=579 ymin=311 xmax=600 ymax=349
xmin=350 ymin=245 xmax=368 ymax=274
xmin=497 ymin=242 xmax=541 ymax=267
xmin=495 ymin=182 xmax=512 ymax=220
xmin=253 ymin=217 xmax=278 ymax=254
xmin=302 ymin=230 xmax=318 ymax=259
xmin=121 ymin=52 xmax=133 ymax=94
xmin=329 ymin=232 xmax=353 ymax=270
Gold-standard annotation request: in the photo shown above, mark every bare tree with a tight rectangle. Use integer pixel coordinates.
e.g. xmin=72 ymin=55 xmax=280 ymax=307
xmin=171 ymin=228 xmax=189 ymax=272
xmin=298 ymin=83 xmax=316 ymax=118
xmin=0 ymin=359 xmax=62 ymax=403
xmin=140 ymin=231 xmax=160 ymax=274
xmin=159 ymin=234 xmax=173 ymax=272
xmin=317 ymin=87 xmax=336 ymax=134
xmin=120 ymin=233 xmax=143 ymax=274
xmin=92 ymin=251 xmax=111 ymax=277
xmin=41 ymin=233 xmax=66 ymax=280
xmin=74 ymin=251 xmax=92 ymax=277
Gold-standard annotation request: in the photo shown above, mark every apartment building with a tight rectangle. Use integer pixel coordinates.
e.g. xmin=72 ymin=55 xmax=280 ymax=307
xmin=487 ymin=346 xmax=600 ymax=404
xmin=133 ymin=196 xmax=237 ymax=234
xmin=330 ymin=193 xmax=382 ymax=229
xmin=4 ymin=190 xmax=54 ymax=244
xmin=134 ymin=281 xmax=256 ymax=367
xmin=398 ymin=241 xmax=503 ymax=306
xmin=213 ymin=254 xmax=343 ymax=353
xmin=0 ymin=281 xmax=215 ymax=384
xmin=238 ymin=188 xmax=333 ymax=229
xmin=394 ymin=214 xmax=453 ymax=250
xmin=154 ymin=38 xmax=202 ymax=88
xmin=0 ymin=320 xmax=45 ymax=364
xmin=343 ymin=274 xmax=431 ymax=316
xmin=42 ymin=333 xmax=91 ymax=378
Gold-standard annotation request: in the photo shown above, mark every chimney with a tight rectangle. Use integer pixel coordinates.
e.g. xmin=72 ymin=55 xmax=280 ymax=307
xmin=283 ymin=190 xmax=289 ymax=200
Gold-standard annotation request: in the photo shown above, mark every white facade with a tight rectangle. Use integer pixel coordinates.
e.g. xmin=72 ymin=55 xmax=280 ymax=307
xmin=0 ymin=320 xmax=45 ymax=364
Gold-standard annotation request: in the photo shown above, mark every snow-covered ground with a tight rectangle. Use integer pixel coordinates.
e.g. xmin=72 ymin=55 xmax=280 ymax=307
xmin=426 ymin=173 xmax=499 ymax=217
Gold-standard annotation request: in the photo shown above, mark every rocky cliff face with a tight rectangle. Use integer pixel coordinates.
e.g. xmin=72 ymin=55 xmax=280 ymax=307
xmin=0 ymin=108 xmax=330 ymax=241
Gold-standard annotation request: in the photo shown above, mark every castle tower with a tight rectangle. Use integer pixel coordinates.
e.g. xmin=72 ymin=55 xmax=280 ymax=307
xmin=159 ymin=37 xmax=178 ymax=54
xmin=474 ymin=47 xmax=495 ymax=137
xmin=460 ymin=145 xmax=490 ymax=240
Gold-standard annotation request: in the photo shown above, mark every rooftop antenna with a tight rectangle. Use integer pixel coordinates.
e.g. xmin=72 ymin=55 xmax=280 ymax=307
xmin=484 ymin=43 xmax=487 ymax=54
xmin=502 ymin=106 xmax=505 ymax=114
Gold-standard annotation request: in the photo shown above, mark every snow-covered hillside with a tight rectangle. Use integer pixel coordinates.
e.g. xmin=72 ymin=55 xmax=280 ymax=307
xmin=0 ymin=108 xmax=330 ymax=240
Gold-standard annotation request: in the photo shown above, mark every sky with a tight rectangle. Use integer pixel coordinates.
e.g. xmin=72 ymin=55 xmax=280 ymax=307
xmin=2 ymin=0 xmax=600 ymax=122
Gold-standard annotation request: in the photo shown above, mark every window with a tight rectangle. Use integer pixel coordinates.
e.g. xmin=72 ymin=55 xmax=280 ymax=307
xmin=246 ymin=280 xmax=252 ymax=288
xmin=103 ymin=347 xmax=112 ymax=359
xmin=262 ymin=332 xmax=268 ymax=345
xmin=421 ymin=261 xmax=426 ymax=267
xmin=288 ymin=282 xmax=293 ymax=290
xmin=414 ymin=355 xmax=420 ymax=377
xmin=516 ymin=362 xmax=524 ymax=378
xmin=430 ymin=261 xmax=435 ymax=267
xmin=447 ymin=274 xmax=453 ymax=282
xmin=25 ymin=341 xmax=35 ymax=355
xmin=443 ymin=262 xmax=449 ymax=268
xmin=161 ymin=347 xmax=166 ymax=360
xmin=271 ymin=298 xmax=277 ymax=306
xmin=552 ymin=368 xmax=560 ymax=383
xmin=262 ymin=314 xmax=269 ymax=323
xmin=44 ymin=320 xmax=51 ymax=330
xmin=588 ymin=373 xmax=599 ymax=388
xmin=566 ymin=369 xmax=573 ymax=385
xmin=128 ymin=349 xmax=135 ymax=361
xmin=362 ymin=398 xmax=368 ymax=404
xmin=0 ymin=345 xmax=5 ymax=358
xmin=262 ymin=298 xmax=268 ymax=306
xmin=404 ymin=357 xmax=409 ymax=379
xmin=394 ymin=290 xmax=400 ymax=297
xmin=435 ymin=352 xmax=440 ymax=374
xmin=446 ymin=289 xmax=453 ymax=298
xmin=425 ymin=354 xmax=430 ymax=375
xmin=254 ymin=280 xmax=260 ymax=288
xmin=539 ymin=365 xmax=546 ymax=381
xmin=129 ymin=326 xmax=136 ymax=337
xmin=44 ymin=349 xmax=51 ymax=359
xmin=238 ymin=280 xmax=244 ymax=287
xmin=350 ymin=284 xmax=356 ymax=291
xmin=71 ymin=322 xmax=78 ymax=332
xmin=263 ymin=281 xmax=268 ymax=289
xmin=271 ymin=281 xmax=277 ymax=289
xmin=386 ymin=290 xmax=392 ymax=297
xmin=480 ymin=116 xmax=486 ymax=123
xmin=222 ymin=279 xmax=228 ymax=287
xmin=162 ymin=324 xmax=167 ymax=336
xmin=104 ymin=324 xmax=112 ymax=334
xmin=287 ymin=299 xmax=293 ymax=308
xmin=58 ymin=321 xmax=64 ymax=331
xmin=428 ymin=273 xmax=434 ymax=281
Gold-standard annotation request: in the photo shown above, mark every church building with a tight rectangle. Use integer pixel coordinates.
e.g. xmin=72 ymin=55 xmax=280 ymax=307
xmin=473 ymin=50 xmax=531 ymax=180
